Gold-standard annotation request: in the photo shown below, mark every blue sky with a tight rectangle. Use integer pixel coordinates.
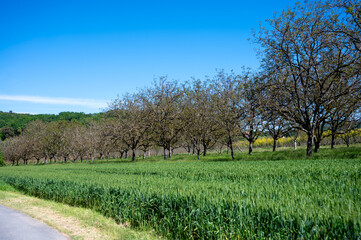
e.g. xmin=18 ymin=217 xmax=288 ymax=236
xmin=0 ymin=0 xmax=298 ymax=114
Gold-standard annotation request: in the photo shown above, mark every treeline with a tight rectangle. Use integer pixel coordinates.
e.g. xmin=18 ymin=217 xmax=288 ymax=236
xmin=2 ymin=70 xmax=360 ymax=165
xmin=1 ymin=0 xmax=361 ymax=164
xmin=0 ymin=111 xmax=101 ymax=140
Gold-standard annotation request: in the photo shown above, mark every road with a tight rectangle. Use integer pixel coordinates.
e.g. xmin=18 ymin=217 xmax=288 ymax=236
xmin=0 ymin=204 xmax=69 ymax=240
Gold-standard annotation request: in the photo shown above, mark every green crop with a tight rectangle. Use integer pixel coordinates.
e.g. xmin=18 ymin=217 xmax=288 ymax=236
xmin=0 ymin=158 xmax=360 ymax=239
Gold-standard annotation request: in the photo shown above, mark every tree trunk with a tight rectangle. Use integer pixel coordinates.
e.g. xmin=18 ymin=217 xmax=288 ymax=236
xmin=293 ymin=131 xmax=299 ymax=150
xmin=272 ymin=138 xmax=277 ymax=152
xmin=168 ymin=149 xmax=172 ymax=158
xmin=314 ymin=123 xmax=326 ymax=153
xmin=294 ymin=138 xmax=297 ymax=150
xmin=249 ymin=142 xmax=253 ymax=155
xmin=125 ymin=150 xmax=128 ymax=159
xmin=132 ymin=148 xmax=136 ymax=162
xmin=197 ymin=149 xmax=201 ymax=160
xmin=229 ymin=136 xmax=234 ymax=160
xmin=44 ymin=156 xmax=48 ymax=165
xmin=163 ymin=147 xmax=167 ymax=160
xmin=345 ymin=135 xmax=350 ymax=147
xmin=331 ymin=132 xmax=336 ymax=149
xmin=168 ymin=146 xmax=172 ymax=158
xmin=306 ymin=133 xmax=313 ymax=157
xmin=185 ymin=145 xmax=190 ymax=154
xmin=54 ymin=156 xmax=57 ymax=163
xmin=91 ymin=156 xmax=94 ymax=163
xmin=314 ymin=139 xmax=320 ymax=153
xmin=203 ymin=143 xmax=207 ymax=156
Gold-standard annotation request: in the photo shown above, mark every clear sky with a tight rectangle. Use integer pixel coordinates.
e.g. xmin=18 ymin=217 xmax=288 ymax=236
xmin=0 ymin=0 xmax=298 ymax=114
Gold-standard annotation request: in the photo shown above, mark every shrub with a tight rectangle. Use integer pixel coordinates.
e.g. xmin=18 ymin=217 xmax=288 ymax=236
xmin=0 ymin=148 xmax=5 ymax=167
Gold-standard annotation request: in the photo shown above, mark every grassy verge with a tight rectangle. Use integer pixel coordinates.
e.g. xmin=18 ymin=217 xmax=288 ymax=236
xmin=0 ymin=181 xmax=161 ymax=240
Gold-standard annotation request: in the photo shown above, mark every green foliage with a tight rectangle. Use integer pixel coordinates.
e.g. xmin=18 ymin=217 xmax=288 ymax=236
xmin=0 ymin=126 xmax=15 ymax=141
xmin=0 ymin=149 xmax=5 ymax=167
xmin=0 ymin=111 xmax=100 ymax=139
xmin=0 ymin=180 xmax=14 ymax=191
xmin=0 ymin=156 xmax=360 ymax=239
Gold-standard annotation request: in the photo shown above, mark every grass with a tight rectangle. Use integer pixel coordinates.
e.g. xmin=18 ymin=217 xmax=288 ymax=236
xmin=84 ymin=144 xmax=361 ymax=164
xmin=0 ymin=145 xmax=360 ymax=239
xmin=137 ymin=144 xmax=361 ymax=162
xmin=0 ymin=180 xmax=161 ymax=240
xmin=4 ymin=144 xmax=360 ymax=166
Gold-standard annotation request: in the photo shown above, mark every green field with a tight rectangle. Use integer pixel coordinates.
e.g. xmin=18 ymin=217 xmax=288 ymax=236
xmin=0 ymin=147 xmax=361 ymax=239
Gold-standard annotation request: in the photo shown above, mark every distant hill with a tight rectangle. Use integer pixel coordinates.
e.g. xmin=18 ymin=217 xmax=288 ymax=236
xmin=0 ymin=111 xmax=101 ymax=140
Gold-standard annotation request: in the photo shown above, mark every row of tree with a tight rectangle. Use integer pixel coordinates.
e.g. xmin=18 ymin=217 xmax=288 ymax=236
xmin=1 ymin=71 xmax=360 ymax=164
xmin=1 ymin=0 xmax=360 ymax=163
